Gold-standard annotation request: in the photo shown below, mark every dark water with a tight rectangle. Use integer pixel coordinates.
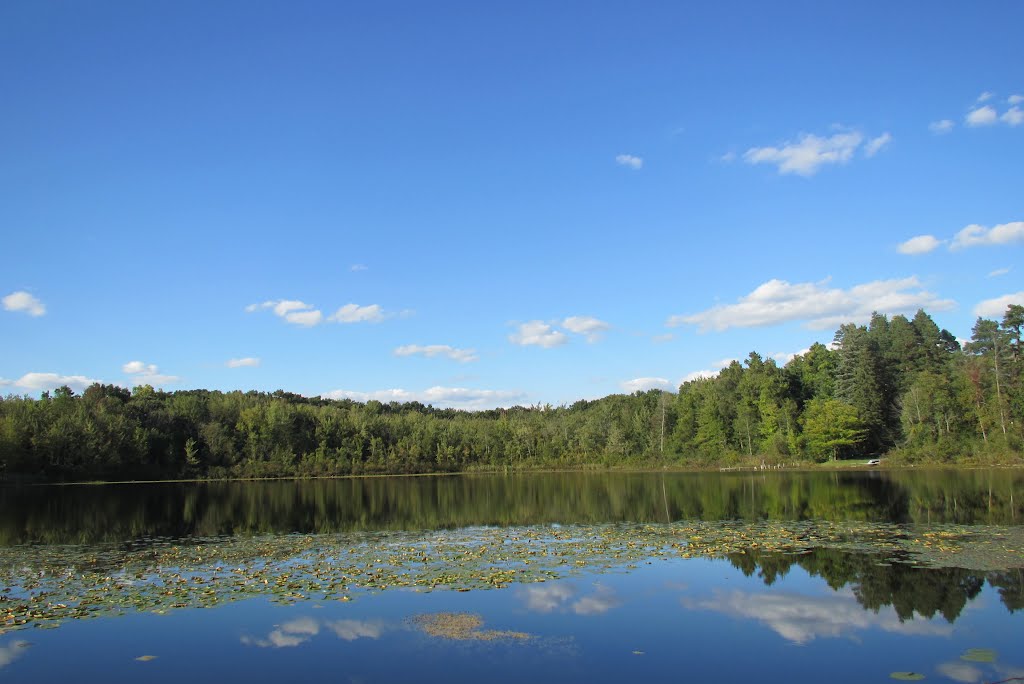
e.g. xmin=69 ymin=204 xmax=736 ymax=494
xmin=1 ymin=470 xmax=1022 ymax=683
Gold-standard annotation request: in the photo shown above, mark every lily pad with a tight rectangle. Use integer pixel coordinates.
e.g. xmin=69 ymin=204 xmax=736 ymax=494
xmin=889 ymin=672 xmax=925 ymax=681
xmin=959 ymin=648 xmax=996 ymax=663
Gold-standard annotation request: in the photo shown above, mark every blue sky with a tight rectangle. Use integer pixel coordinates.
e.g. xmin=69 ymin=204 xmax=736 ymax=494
xmin=2 ymin=1 xmax=1022 ymax=408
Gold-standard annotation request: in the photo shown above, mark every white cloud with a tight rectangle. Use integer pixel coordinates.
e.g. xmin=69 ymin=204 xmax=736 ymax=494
xmin=668 ymin=276 xmax=955 ymax=332
xmin=1009 ymin=94 xmax=1023 ymax=105
xmin=621 ymin=377 xmax=672 ymax=393
xmin=615 ymin=154 xmax=643 ymax=170
xmin=1002 ymin=106 xmax=1024 ymax=126
xmin=2 ymin=291 xmax=46 ymax=317
xmin=394 ymin=344 xmax=478 ymax=363
xmin=977 ymin=91 xmax=994 ymax=103
xmin=9 ymin=372 xmax=99 ymax=393
xmin=681 ymin=369 xmax=718 ymax=383
xmin=652 ymin=333 xmax=674 ymax=343
xmin=966 ymin=105 xmax=998 ymax=127
xmin=509 ymin=321 xmax=568 ymax=348
xmin=226 ymin=357 xmax=261 ymax=368
xmin=772 ymin=348 xmax=811 ymax=365
xmin=328 ymin=303 xmax=385 ymax=323
xmin=683 ymin=590 xmax=952 ymax=645
xmin=897 ymin=234 xmax=943 ymax=255
xmin=974 ymin=291 xmax=1024 ymax=318
xmin=951 ymin=221 xmax=1024 ymax=250
xmin=123 ymin=360 xmax=179 ymax=386
xmin=863 ymin=132 xmax=892 ymax=157
xmin=988 ymin=267 xmax=1010 ymax=278
xmin=350 ymin=264 xmax=368 ymax=272
xmin=322 ymin=386 xmax=526 ymax=410
xmin=247 ymin=299 xmax=324 ymax=327
xmin=929 ymin=119 xmax=955 ymax=134
xmin=743 ymin=129 xmax=875 ymax=176
xmin=562 ymin=316 xmax=611 ymax=342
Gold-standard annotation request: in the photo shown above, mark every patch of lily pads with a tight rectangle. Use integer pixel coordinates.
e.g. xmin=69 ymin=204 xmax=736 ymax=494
xmin=1 ymin=520 xmax=1021 ymax=634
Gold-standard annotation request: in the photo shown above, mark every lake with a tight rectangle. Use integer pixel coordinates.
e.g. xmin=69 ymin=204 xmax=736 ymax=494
xmin=1 ymin=470 xmax=1022 ymax=683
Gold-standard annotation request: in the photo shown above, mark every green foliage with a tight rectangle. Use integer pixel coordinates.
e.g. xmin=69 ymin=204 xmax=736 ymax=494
xmin=1 ymin=307 xmax=1021 ymax=481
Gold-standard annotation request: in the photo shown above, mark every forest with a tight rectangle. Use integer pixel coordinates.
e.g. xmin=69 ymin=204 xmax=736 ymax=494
xmin=1 ymin=305 xmax=1021 ymax=482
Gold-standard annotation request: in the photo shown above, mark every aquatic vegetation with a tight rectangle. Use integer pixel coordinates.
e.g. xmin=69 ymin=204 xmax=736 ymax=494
xmin=1 ymin=520 xmax=1021 ymax=634
xmin=409 ymin=612 xmax=531 ymax=641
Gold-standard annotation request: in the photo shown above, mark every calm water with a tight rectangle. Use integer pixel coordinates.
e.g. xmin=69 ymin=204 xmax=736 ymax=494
xmin=1 ymin=470 xmax=1022 ymax=683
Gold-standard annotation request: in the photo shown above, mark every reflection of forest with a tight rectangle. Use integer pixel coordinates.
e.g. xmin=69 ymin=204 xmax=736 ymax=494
xmin=726 ymin=548 xmax=1024 ymax=619
xmin=0 ymin=469 xmax=1020 ymax=545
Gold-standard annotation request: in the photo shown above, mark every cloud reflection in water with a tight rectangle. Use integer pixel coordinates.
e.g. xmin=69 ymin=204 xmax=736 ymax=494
xmin=521 ymin=582 xmax=620 ymax=616
xmin=241 ymin=617 xmax=384 ymax=648
xmin=682 ymin=590 xmax=953 ymax=644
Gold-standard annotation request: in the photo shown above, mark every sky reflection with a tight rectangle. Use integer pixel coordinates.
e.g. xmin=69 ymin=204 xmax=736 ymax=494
xmin=241 ymin=616 xmax=385 ymax=648
xmin=520 ymin=582 xmax=620 ymax=616
xmin=682 ymin=589 xmax=953 ymax=644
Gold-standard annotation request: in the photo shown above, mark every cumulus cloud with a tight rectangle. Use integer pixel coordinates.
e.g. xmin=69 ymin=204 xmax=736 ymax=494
xmin=772 ymin=348 xmax=811 ymax=365
xmin=621 ymin=377 xmax=672 ymax=393
xmin=123 ymin=360 xmax=180 ymax=386
xmin=929 ymin=119 xmax=955 ymax=134
xmin=1010 ymin=95 xmax=1024 ymax=105
xmin=562 ymin=316 xmax=611 ymax=342
xmin=1002 ymin=107 xmax=1024 ymax=126
xmin=683 ymin=590 xmax=952 ymax=644
xmin=615 ymin=154 xmax=643 ymax=170
xmin=966 ymin=105 xmax=998 ymax=127
xmin=322 ymin=386 xmax=526 ymax=410
xmin=329 ymin=303 xmax=385 ymax=323
xmin=6 ymin=372 xmax=99 ymax=393
xmin=897 ymin=234 xmax=943 ymax=255
xmin=509 ymin=321 xmax=569 ymax=348
xmin=743 ymin=129 xmax=889 ymax=176
xmin=247 ymin=299 xmax=324 ymax=327
xmin=668 ymin=276 xmax=955 ymax=332
xmin=226 ymin=357 xmax=261 ymax=368
xmin=2 ymin=291 xmax=46 ymax=317
xmin=681 ymin=369 xmax=719 ymax=383
xmin=977 ymin=91 xmax=994 ymax=103
xmin=974 ymin=291 xmax=1024 ymax=318
xmin=393 ymin=344 xmax=478 ymax=363
xmin=863 ymin=132 xmax=892 ymax=157
xmin=950 ymin=221 xmax=1024 ymax=250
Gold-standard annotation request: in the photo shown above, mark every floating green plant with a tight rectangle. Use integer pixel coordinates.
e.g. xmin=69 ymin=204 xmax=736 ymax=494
xmin=0 ymin=520 xmax=1020 ymax=635
xmin=959 ymin=648 xmax=997 ymax=663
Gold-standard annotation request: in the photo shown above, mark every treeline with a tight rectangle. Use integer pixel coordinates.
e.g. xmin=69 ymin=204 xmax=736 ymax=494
xmin=0 ymin=306 xmax=1021 ymax=481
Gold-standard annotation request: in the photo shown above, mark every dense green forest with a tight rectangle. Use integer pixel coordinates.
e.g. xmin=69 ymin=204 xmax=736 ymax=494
xmin=1 ymin=306 xmax=1021 ymax=482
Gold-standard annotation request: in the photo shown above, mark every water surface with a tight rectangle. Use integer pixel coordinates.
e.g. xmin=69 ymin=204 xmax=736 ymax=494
xmin=1 ymin=470 xmax=1021 ymax=683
